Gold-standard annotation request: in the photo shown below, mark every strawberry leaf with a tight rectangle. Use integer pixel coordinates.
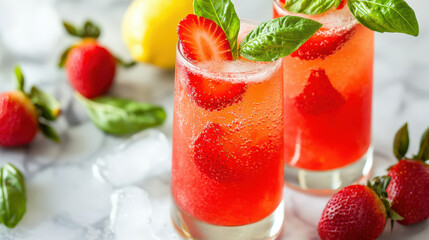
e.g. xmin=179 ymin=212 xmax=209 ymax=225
xmin=115 ymin=56 xmax=136 ymax=68
xmin=14 ymin=66 xmax=25 ymax=92
xmin=58 ymin=46 xmax=73 ymax=68
xmin=194 ymin=0 xmax=240 ymax=59
xmin=239 ymin=16 xmax=322 ymax=62
xmin=284 ymin=0 xmax=340 ymax=15
xmin=389 ymin=208 xmax=404 ymax=221
xmin=39 ymin=122 xmax=60 ymax=143
xmin=62 ymin=21 xmax=81 ymax=37
xmin=29 ymin=87 xmax=61 ymax=121
xmin=82 ymin=20 xmax=101 ymax=39
xmin=368 ymin=176 xmax=403 ymax=224
xmin=393 ymin=123 xmax=409 ymax=160
xmin=348 ymin=0 xmax=419 ymax=36
xmin=0 ymin=163 xmax=26 ymax=229
xmin=416 ymin=127 xmax=429 ymax=161
xmin=62 ymin=20 xmax=101 ymax=39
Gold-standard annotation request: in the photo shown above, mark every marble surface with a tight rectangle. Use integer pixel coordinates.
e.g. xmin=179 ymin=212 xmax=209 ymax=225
xmin=0 ymin=0 xmax=428 ymax=239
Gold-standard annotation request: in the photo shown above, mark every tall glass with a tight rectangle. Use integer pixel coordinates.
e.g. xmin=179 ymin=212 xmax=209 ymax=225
xmin=171 ymin=21 xmax=284 ymax=240
xmin=273 ymin=0 xmax=374 ymax=193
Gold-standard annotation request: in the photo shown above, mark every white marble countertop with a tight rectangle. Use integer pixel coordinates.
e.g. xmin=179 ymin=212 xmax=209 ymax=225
xmin=0 ymin=0 xmax=428 ymax=239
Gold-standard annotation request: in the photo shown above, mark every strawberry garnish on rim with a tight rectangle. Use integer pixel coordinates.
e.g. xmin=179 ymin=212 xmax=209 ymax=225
xmin=295 ymin=68 xmax=345 ymax=115
xmin=178 ymin=14 xmax=233 ymax=62
xmin=178 ymin=14 xmax=245 ymax=111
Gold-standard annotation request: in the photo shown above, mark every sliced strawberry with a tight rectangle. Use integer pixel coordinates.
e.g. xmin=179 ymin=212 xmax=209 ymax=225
xmin=194 ymin=123 xmax=242 ymax=182
xmin=178 ymin=14 xmax=233 ymax=62
xmin=295 ymin=69 xmax=345 ymax=115
xmin=337 ymin=0 xmax=347 ymax=10
xmin=194 ymin=123 xmax=282 ymax=182
xmin=291 ymin=25 xmax=356 ymax=61
xmin=186 ymin=72 xmax=246 ymax=111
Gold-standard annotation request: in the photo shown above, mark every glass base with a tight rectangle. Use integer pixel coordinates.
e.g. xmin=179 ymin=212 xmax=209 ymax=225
xmin=284 ymin=146 xmax=373 ymax=194
xmin=171 ymin=201 xmax=284 ymax=240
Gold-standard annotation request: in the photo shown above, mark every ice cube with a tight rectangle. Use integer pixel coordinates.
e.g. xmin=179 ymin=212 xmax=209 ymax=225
xmin=93 ymin=129 xmax=170 ymax=187
xmin=109 ymin=187 xmax=160 ymax=240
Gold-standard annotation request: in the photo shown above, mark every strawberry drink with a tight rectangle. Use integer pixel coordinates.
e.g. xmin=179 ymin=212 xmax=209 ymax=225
xmin=171 ymin=0 xmax=321 ymax=239
xmin=274 ymin=0 xmax=374 ymax=192
xmin=172 ymin=20 xmax=284 ymax=239
xmin=274 ymin=0 xmax=418 ymax=192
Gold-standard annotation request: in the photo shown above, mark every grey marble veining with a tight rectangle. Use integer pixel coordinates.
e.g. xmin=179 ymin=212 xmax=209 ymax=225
xmin=0 ymin=0 xmax=428 ymax=239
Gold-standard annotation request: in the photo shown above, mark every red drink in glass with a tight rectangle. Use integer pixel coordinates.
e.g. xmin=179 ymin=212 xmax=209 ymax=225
xmin=171 ymin=21 xmax=285 ymax=239
xmin=273 ymin=0 xmax=374 ymax=192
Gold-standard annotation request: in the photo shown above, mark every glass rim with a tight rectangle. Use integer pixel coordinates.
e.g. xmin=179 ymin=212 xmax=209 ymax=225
xmin=176 ymin=43 xmax=282 ymax=79
xmin=273 ymin=0 xmax=290 ymax=16
xmin=273 ymin=0 xmax=358 ymax=28
xmin=176 ymin=18 xmax=283 ymax=79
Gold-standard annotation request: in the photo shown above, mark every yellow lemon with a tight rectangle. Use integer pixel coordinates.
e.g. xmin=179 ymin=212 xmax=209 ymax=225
xmin=122 ymin=0 xmax=193 ymax=69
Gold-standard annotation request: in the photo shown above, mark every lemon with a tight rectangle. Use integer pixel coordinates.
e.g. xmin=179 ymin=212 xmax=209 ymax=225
xmin=122 ymin=0 xmax=193 ymax=69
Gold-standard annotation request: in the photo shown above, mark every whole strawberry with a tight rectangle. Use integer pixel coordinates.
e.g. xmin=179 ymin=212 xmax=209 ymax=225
xmin=0 ymin=67 xmax=61 ymax=147
xmin=387 ymin=123 xmax=429 ymax=225
xmin=59 ymin=20 xmax=134 ymax=99
xmin=318 ymin=177 xmax=402 ymax=240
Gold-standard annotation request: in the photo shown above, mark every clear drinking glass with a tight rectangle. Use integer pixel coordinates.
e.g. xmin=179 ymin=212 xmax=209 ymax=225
xmin=171 ymin=20 xmax=285 ymax=240
xmin=273 ymin=0 xmax=374 ymax=193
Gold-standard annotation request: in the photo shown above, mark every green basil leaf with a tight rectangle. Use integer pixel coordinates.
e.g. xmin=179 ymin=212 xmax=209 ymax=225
xmin=39 ymin=122 xmax=61 ymax=143
xmin=284 ymin=0 xmax=337 ymax=15
xmin=76 ymin=94 xmax=167 ymax=135
xmin=393 ymin=123 xmax=409 ymax=160
xmin=416 ymin=127 xmax=429 ymax=161
xmin=239 ymin=16 xmax=322 ymax=62
xmin=29 ymin=87 xmax=61 ymax=121
xmin=194 ymin=0 xmax=240 ymax=59
xmin=14 ymin=66 xmax=25 ymax=92
xmin=0 ymin=164 xmax=26 ymax=229
xmin=348 ymin=0 xmax=419 ymax=36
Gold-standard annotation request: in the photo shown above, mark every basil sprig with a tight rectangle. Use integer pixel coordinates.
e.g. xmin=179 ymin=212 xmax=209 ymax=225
xmin=76 ymin=94 xmax=166 ymax=135
xmin=348 ymin=0 xmax=419 ymax=36
xmin=239 ymin=16 xmax=322 ymax=62
xmin=285 ymin=0 xmax=342 ymax=15
xmin=282 ymin=0 xmax=419 ymax=36
xmin=194 ymin=0 xmax=240 ymax=59
xmin=0 ymin=164 xmax=26 ymax=229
